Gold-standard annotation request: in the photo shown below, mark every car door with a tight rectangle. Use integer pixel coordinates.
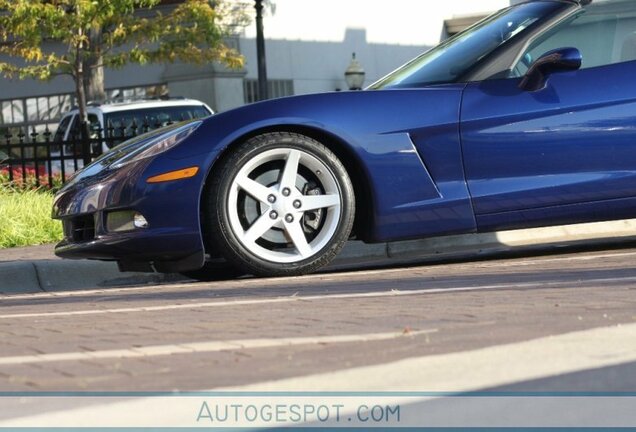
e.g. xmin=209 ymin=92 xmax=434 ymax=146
xmin=461 ymin=0 xmax=636 ymax=231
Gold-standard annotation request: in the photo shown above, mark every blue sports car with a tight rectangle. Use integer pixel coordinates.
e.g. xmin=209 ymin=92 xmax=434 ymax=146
xmin=53 ymin=0 xmax=636 ymax=277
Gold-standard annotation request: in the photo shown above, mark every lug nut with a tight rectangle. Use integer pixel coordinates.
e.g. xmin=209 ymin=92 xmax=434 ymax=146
xmin=285 ymin=214 xmax=294 ymax=223
xmin=269 ymin=211 xmax=278 ymax=220
xmin=282 ymin=187 xmax=291 ymax=197
xmin=267 ymin=194 xmax=276 ymax=203
xmin=293 ymin=199 xmax=302 ymax=209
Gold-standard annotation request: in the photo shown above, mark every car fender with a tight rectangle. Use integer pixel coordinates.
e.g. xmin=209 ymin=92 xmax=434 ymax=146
xmin=169 ymin=89 xmax=476 ymax=242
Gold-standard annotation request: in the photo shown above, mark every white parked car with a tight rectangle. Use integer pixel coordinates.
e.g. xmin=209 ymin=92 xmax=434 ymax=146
xmin=51 ymin=98 xmax=214 ymax=174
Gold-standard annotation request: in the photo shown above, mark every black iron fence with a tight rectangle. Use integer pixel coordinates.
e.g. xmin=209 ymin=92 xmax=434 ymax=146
xmin=0 ymin=117 xmax=184 ymax=190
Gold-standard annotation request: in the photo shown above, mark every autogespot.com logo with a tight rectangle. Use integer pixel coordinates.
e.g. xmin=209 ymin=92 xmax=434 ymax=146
xmin=196 ymin=401 xmax=401 ymax=425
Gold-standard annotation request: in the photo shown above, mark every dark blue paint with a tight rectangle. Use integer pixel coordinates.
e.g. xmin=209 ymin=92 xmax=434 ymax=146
xmin=53 ymin=154 xmax=206 ymax=271
xmin=53 ymin=88 xmax=475 ymax=267
xmin=169 ymin=88 xmax=475 ymax=242
xmin=462 ymin=60 xmax=636 ymax=231
xmin=52 ymin=0 xmax=636 ymax=272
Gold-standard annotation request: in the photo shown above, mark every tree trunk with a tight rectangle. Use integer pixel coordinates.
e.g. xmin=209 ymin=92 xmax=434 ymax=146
xmin=73 ymin=3 xmax=91 ymax=165
xmin=84 ymin=57 xmax=105 ymax=103
xmin=75 ymin=63 xmax=91 ymax=165
xmin=84 ymin=26 xmax=106 ymax=103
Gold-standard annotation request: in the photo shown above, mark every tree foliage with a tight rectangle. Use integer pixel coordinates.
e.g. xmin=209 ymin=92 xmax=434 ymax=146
xmin=0 ymin=0 xmax=248 ymax=79
xmin=0 ymin=0 xmax=249 ymax=132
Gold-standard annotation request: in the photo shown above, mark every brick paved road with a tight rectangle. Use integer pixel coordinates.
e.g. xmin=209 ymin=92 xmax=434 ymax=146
xmin=1 ymin=245 xmax=635 ymax=396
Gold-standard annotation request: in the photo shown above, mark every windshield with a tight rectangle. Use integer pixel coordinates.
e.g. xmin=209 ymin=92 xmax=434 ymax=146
xmin=370 ymin=1 xmax=568 ymax=89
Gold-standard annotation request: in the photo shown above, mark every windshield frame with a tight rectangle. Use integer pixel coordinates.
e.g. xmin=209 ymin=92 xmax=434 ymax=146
xmin=369 ymin=1 xmax=576 ymax=90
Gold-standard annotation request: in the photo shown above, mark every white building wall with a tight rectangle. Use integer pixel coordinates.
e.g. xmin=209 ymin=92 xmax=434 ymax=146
xmin=238 ymin=0 xmax=511 ymax=97
xmin=240 ymin=29 xmax=428 ymax=95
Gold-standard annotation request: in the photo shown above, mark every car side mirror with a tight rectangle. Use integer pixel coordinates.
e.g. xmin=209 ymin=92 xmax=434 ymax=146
xmin=519 ymin=47 xmax=582 ymax=92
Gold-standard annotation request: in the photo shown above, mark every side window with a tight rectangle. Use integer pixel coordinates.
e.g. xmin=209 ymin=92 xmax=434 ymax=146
xmin=513 ymin=2 xmax=636 ymax=76
xmin=68 ymin=115 xmax=80 ymax=138
xmin=105 ymin=106 xmax=211 ymax=139
xmin=170 ymin=106 xmax=213 ymax=121
xmin=65 ymin=114 xmax=100 ymax=137
xmin=106 ymin=110 xmax=162 ymax=138
xmin=53 ymin=115 xmax=72 ymax=142
xmin=88 ymin=114 xmax=101 ymax=138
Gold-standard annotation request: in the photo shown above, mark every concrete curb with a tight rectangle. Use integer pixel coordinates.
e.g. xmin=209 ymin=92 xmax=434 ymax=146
xmin=0 ymin=262 xmax=42 ymax=294
xmin=0 ymin=260 xmax=177 ymax=294
xmin=2 ymin=218 xmax=636 ymax=294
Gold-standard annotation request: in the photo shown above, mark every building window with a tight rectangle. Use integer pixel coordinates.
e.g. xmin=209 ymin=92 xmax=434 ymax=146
xmin=1 ymin=94 xmax=74 ymax=137
xmin=243 ymin=79 xmax=294 ymax=104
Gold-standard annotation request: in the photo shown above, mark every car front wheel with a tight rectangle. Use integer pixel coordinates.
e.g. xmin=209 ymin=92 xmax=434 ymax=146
xmin=205 ymin=132 xmax=355 ymax=277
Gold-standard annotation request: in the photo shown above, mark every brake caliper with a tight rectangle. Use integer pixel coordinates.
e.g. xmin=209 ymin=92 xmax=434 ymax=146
xmin=302 ymin=182 xmax=324 ymax=235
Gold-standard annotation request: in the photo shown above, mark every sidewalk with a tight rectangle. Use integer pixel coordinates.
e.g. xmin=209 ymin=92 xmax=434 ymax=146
xmin=0 ymin=244 xmax=59 ymax=262
xmin=0 ymin=244 xmax=184 ymax=294
xmin=2 ymin=218 xmax=636 ymax=294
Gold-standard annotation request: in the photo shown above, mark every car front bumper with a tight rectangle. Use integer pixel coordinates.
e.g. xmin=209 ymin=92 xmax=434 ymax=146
xmin=52 ymin=158 xmax=206 ymax=273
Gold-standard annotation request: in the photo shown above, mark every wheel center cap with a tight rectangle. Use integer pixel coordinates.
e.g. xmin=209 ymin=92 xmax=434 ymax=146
xmin=269 ymin=187 xmax=302 ymax=218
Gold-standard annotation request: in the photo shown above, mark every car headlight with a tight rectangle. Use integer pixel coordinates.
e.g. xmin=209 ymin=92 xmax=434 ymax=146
xmin=110 ymin=121 xmax=201 ymax=169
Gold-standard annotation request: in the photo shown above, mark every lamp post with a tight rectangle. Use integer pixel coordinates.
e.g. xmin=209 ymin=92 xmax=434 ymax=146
xmin=255 ymin=0 xmax=268 ymax=101
xmin=344 ymin=52 xmax=365 ymax=90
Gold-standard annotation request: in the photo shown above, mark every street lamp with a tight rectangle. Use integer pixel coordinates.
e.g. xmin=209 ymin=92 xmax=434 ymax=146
xmin=344 ymin=53 xmax=365 ymax=90
xmin=255 ymin=0 xmax=268 ymax=101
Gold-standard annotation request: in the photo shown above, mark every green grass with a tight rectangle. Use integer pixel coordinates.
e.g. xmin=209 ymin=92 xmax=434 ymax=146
xmin=0 ymin=187 xmax=63 ymax=248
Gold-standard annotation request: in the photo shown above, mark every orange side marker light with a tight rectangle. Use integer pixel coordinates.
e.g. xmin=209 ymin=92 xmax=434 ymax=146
xmin=146 ymin=166 xmax=199 ymax=183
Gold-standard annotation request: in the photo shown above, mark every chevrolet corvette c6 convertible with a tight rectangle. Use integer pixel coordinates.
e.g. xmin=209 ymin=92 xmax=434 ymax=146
xmin=53 ymin=0 xmax=636 ymax=277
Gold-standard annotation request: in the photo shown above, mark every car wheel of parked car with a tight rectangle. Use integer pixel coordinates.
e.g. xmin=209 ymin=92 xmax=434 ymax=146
xmin=206 ymin=132 xmax=355 ymax=277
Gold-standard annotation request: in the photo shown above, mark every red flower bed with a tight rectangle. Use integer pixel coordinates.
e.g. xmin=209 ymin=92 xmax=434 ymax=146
xmin=0 ymin=165 xmax=63 ymax=191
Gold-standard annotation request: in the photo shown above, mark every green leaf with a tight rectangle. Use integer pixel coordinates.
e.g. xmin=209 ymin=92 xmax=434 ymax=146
xmin=0 ymin=0 xmax=249 ymax=82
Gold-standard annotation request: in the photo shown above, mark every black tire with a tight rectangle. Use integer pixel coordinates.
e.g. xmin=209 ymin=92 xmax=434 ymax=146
xmin=204 ymin=132 xmax=355 ymax=277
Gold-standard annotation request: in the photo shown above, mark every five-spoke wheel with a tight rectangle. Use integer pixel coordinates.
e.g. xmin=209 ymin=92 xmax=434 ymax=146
xmin=205 ymin=132 xmax=355 ymax=276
